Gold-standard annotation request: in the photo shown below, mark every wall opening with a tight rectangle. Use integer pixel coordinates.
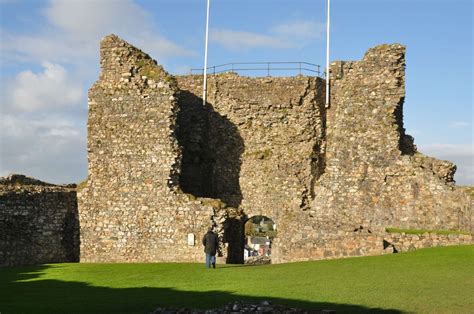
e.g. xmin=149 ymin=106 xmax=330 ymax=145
xmin=243 ymin=215 xmax=276 ymax=264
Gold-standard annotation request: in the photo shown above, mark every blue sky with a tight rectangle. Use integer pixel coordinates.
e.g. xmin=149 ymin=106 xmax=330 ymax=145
xmin=0 ymin=0 xmax=472 ymax=184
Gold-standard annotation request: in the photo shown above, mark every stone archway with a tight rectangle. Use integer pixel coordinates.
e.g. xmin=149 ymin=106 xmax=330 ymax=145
xmin=244 ymin=215 xmax=276 ymax=264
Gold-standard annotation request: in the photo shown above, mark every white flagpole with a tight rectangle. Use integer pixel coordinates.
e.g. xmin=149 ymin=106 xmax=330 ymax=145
xmin=203 ymin=0 xmax=210 ymax=107
xmin=325 ymin=0 xmax=330 ymax=108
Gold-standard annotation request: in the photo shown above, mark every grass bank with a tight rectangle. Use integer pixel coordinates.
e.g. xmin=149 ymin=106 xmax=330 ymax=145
xmin=385 ymin=227 xmax=471 ymax=235
xmin=1 ymin=245 xmax=473 ymax=313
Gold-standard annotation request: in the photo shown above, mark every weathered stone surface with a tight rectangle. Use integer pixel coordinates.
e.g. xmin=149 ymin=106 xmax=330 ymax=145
xmin=151 ymin=300 xmax=329 ymax=313
xmin=176 ymin=74 xmax=325 ymax=263
xmin=4 ymin=35 xmax=470 ymax=266
xmin=77 ymin=35 xmax=228 ymax=263
xmin=310 ymin=44 xmax=471 ymax=234
xmin=272 ymin=44 xmax=473 ymax=262
xmin=79 ymin=36 xmax=472 ymax=264
xmin=244 ymin=255 xmax=271 ymax=265
xmin=383 ymin=232 xmax=472 ymax=253
xmin=0 ymin=174 xmax=79 ymax=266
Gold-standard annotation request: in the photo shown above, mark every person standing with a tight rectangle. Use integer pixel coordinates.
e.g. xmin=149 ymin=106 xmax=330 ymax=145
xmin=202 ymin=228 xmax=218 ymax=268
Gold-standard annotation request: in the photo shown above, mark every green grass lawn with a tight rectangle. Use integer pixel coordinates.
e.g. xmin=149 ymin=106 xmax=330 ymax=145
xmin=1 ymin=245 xmax=473 ymax=314
xmin=385 ymin=227 xmax=471 ymax=235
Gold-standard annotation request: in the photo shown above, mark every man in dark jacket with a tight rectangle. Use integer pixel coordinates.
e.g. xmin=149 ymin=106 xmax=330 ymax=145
xmin=202 ymin=228 xmax=218 ymax=268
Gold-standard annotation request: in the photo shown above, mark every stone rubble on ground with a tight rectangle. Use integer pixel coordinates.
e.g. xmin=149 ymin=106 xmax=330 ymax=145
xmin=244 ymin=255 xmax=271 ymax=265
xmin=150 ymin=300 xmax=334 ymax=314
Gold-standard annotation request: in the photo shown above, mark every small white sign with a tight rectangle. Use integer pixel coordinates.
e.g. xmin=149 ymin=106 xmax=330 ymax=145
xmin=187 ymin=233 xmax=195 ymax=246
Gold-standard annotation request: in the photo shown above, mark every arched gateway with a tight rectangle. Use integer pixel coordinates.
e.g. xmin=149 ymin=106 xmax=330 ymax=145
xmin=244 ymin=216 xmax=276 ymax=264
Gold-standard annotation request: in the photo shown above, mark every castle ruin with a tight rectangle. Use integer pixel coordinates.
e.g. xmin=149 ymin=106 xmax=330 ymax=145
xmin=1 ymin=34 xmax=472 ymax=266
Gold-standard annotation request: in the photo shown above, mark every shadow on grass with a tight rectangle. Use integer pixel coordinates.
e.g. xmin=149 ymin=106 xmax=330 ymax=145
xmin=0 ymin=265 xmax=404 ymax=314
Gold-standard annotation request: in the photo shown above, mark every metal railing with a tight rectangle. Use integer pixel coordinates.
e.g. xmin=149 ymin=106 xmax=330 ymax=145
xmin=190 ymin=61 xmax=322 ymax=77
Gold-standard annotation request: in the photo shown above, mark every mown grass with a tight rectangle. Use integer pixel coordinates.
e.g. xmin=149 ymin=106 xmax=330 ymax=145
xmin=75 ymin=178 xmax=88 ymax=192
xmin=461 ymin=185 xmax=474 ymax=197
xmin=385 ymin=227 xmax=471 ymax=236
xmin=1 ymin=245 xmax=473 ymax=313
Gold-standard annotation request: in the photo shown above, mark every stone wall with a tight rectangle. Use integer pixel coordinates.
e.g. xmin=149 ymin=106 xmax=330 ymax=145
xmin=274 ymin=231 xmax=473 ymax=263
xmin=0 ymin=174 xmax=79 ymax=266
xmin=176 ymin=74 xmax=326 ymax=263
xmin=78 ymin=35 xmax=229 ymax=263
xmin=1 ymin=36 xmax=471 ymax=266
xmin=177 ymin=44 xmax=472 ymax=263
xmin=78 ymin=35 xmax=472 ymax=264
xmin=275 ymin=44 xmax=473 ymax=262
xmin=383 ymin=232 xmax=472 ymax=253
xmin=311 ymin=44 xmax=471 ymax=232
xmin=177 ymin=74 xmax=325 ymax=213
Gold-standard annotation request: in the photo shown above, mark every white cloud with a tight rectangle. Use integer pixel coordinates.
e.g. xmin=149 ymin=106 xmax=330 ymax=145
xmin=0 ymin=114 xmax=86 ymax=184
xmin=1 ymin=31 xmax=95 ymax=64
xmin=448 ymin=121 xmax=471 ymax=128
xmin=133 ymin=34 xmax=194 ymax=62
xmin=8 ymin=62 xmax=82 ymax=112
xmin=210 ymin=29 xmax=292 ymax=50
xmin=272 ymin=21 xmax=325 ymax=39
xmin=420 ymin=143 xmax=473 ymax=158
xmin=44 ymin=0 xmax=149 ymax=39
xmin=418 ymin=143 xmax=474 ymax=185
xmin=172 ymin=65 xmax=193 ymax=75
xmin=1 ymin=0 xmax=193 ymax=65
xmin=0 ymin=0 xmax=194 ymax=183
xmin=211 ymin=20 xmax=323 ymax=51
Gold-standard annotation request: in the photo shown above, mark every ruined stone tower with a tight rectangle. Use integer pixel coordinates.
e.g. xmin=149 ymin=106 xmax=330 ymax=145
xmin=77 ymin=35 xmax=472 ymax=264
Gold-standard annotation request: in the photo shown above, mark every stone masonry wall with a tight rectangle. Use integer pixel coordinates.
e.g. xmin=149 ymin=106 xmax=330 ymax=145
xmin=383 ymin=232 xmax=472 ymax=253
xmin=273 ymin=231 xmax=472 ymax=263
xmin=177 ymin=45 xmax=472 ymax=263
xmin=78 ymin=35 xmax=228 ymax=263
xmin=0 ymin=174 xmax=79 ymax=266
xmin=311 ymin=44 xmax=471 ymax=232
xmin=176 ymin=76 xmax=325 ymax=209
xmin=79 ymin=34 xmax=327 ymax=263
xmin=0 ymin=36 xmax=470 ymax=266
xmin=274 ymin=44 xmax=472 ymax=262
xmin=271 ymin=44 xmax=473 ymax=263
xmin=176 ymin=74 xmax=326 ymax=263
xmin=79 ymin=35 xmax=471 ymax=264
